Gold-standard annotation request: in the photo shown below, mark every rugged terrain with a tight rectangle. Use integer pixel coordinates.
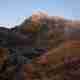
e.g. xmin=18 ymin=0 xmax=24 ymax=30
xmin=0 ymin=12 xmax=80 ymax=80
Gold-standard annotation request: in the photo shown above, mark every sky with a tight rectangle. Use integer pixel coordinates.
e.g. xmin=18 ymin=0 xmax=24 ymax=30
xmin=0 ymin=0 xmax=80 ymax=28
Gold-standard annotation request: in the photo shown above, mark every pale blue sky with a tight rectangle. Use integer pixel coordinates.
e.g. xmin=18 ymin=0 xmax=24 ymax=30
xmin=0 ymin=0 xmax=80 ymax=28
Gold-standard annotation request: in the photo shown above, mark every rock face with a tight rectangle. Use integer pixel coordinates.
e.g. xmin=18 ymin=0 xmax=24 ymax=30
xmin=0 ymin=12 xmax=80 ymax=80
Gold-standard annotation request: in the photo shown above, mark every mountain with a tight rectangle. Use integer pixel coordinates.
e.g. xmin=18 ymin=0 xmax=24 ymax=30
xmin=0 ymin=12 xmax=80 ymax=80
